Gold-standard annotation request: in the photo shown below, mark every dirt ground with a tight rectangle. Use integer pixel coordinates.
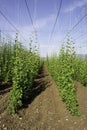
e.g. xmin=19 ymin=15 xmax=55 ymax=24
xmin=0 ymin=65 xmax=87 ymax=130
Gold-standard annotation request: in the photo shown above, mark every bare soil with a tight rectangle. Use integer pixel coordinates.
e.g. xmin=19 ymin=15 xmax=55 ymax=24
xmin=0 ymin=65 xmax=87 ymax=130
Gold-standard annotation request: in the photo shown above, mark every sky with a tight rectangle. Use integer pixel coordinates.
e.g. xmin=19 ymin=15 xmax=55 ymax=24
xmin=0 ymin=0 xmax=87 ymax=57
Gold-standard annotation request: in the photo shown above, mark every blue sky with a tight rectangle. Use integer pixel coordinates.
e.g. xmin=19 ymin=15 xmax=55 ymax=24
xmin=0 ymin=0 xmax=87 ymax=57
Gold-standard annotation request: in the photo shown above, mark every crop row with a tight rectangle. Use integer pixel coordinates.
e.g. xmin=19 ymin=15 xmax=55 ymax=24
xmin=45 ymin=39 xmax=87 ymax=116
xmin=0 ymin=37 xmax=41 ymax=114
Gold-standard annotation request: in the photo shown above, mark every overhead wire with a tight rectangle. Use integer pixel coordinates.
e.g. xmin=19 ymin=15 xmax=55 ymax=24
xmin=74 ymin=31 xmax=87 ymax=41
xmin=61 ymin=12 xmax=87 ymax=43
xmin=24 ymin=0 xmax=36 ymax=31
xmin=24 ymin=0 xmax=40 ymax=46
xmin=49 ymin=0 xmax=62 ymax=43
xmin=0 ymin=30 xmax=16 ymax=43
xmin=0 ymin=9 xmax=18 ymax=32
xmin=70 ymin=13 xmax=87 ymax=32
xmin=0 ymin=0 xmax=39 ymax=46
xmin=0 ymin=8 xmax=27 ymax=42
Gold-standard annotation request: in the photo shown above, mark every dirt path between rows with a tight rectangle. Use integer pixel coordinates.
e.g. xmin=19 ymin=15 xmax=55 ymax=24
xmin=0 ymin=65 xmax=87 ymax=130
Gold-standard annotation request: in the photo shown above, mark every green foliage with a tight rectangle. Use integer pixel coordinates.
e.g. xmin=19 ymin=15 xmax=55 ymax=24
xmin=0 ymin=34 xmax=41 ymax=114
xmin=8 ymin=40 xmax=41 ymax=114
xmin=0 ymin=43 xmax=13 ymax=82
xmin=72 ymin=56 xmax=87 ymax=86
xmin=78 ymin=58 xmax=87 ymax=86
xmin=1 ymin=34 xmax=87 ymax=115
xmin=45 ymin=39 xmax=80 ymax=116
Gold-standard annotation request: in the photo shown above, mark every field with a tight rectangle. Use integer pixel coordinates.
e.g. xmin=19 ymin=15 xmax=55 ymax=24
xmin=1 ymin=0 xmax=87 ymax=129
xmin=0 ymin=65 xmax=87 ymax=130
xmin=0 ymin=40 xmax=87 ymax=130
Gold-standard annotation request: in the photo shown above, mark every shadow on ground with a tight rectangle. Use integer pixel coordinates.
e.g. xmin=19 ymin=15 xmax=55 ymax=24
xmin=22 ymin=66 xmax=52 ymax=109
xmin=0 ymin=82 xmax=12 ymax=95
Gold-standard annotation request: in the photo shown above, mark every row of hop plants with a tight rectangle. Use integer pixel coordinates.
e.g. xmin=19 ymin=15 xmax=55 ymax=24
xmin=45 ymin=39 xmax=80 ymax=116
xmin=0 ymin=42 xmax=13 ymax=82
xmin=0 ymin=34 xmax=42 ymax=114
xmin=75 ymin=57 xmax=87 ymax=86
